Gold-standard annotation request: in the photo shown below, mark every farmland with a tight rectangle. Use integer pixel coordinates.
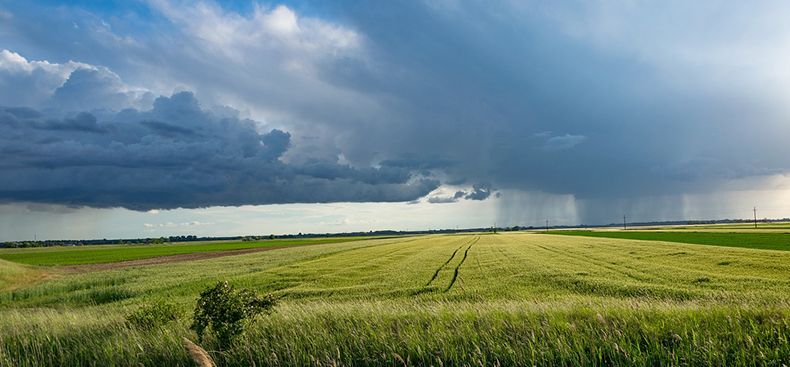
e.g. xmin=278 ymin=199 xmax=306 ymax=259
xmin=548 ymin=230 xmax=790 ymax=251
xmin=0 ymin=237 xmax=371 ymax=266
xmin=1 ymin=232 xmax=790 ymax=366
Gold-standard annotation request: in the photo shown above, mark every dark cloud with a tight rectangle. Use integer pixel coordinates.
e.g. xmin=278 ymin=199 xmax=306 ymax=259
xmin=140 ymin=120 xmax=198 ymax=138
xmin=428 ymin=196 xmax=458 ymax=204
xmin=379 ymin=155 xmax=456 ymax=171
xmin=309 ymin=2 xmax=790 ymax=217
xmin=41 ymin=112 xmax=108 ymax=133
xmin=3 ymin=1 xmax=790 ymax=224
xmin=0 ymin=92 xmax=440 ymax=210
xmin=429 ymin=185 xmax=495 ymax=204
xmin=50 ymin=68 xmax=131 ymax=111
xmin=260 ymin=129 xmax=291 ymax=161
xmin=465 ymin=183 xmax=494 ymax=201
xmin=4 ymin=107 xmax=43 ymax=119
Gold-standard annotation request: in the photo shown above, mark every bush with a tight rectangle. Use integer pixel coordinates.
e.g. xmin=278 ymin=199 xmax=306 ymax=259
xmin=126 ymin=299 xmax=183 ymax=328
xmin=190 ymin=281 xmax=276 ymax=348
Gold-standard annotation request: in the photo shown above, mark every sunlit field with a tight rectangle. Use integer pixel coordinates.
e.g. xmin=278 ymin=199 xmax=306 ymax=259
xmin=2 ymin=232 xmax=790 ymax=366
xmin=0 ymin=237 xmax=373 ymax=266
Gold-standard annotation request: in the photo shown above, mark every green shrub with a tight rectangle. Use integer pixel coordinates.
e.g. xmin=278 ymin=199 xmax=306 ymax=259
xmin=126 ymin=299 xmax=183 ymax=328
xmin=190 ymin=281 xmax=276 ymax=348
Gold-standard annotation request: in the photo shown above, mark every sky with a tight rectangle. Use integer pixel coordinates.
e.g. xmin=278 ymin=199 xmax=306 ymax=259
xmin=2 ymin=1 xmax=790 ymax=241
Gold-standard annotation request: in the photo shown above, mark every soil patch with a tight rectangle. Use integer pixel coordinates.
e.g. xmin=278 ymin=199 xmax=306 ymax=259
xmin=57 ymin=242 xmax=325 ymax=273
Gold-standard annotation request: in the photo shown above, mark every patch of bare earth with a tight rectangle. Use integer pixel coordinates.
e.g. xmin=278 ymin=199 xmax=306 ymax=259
xmin=57 ymin=242 xmax=326 ymax=273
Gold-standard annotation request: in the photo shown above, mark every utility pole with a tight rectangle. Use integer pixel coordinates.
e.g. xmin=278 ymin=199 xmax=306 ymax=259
xmin=754 ymin=207 xmax=757 ymax=228
xmin=546 ymin=220 xmax=549 ymax=232
xmin=623 ymin=215 xmax=627 ymax=230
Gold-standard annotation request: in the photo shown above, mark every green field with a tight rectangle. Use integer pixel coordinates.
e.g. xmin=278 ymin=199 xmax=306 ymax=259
xmin=2 ymin=233 xmax=790 ymax=366
xmin=679 ymin=222 xmax=790 ymax=230
xmin=0 ymin=237 xmax=371 ymax=266
xmin=548 ymin=230 xmax=790 ymax=251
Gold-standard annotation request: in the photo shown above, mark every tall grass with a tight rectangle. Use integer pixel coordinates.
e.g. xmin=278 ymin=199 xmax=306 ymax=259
xmin=2 ymin=300 xmax=788 ymax=366
xmin=0 ymin=259 xmax=48 ymax=291
xmin=2 ymin=233 xmax=790 ymax=365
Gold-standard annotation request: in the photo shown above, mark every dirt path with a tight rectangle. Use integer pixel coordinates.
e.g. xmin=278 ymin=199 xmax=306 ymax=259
xmin=57 ymin=242 xmax=326 ymax=273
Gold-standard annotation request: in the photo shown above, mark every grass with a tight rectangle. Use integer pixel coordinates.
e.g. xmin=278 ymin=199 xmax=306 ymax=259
xmin=2 ymin=233 xmax=790 ymax=365
xmin=0 ymin=237 xmax=372 ymax=266
xmin=0 ymin=259 xmax=50 ymax=291
xmin=547 ymin=230 xmax=790 ymax=251
xmin=680 ymin=222 xmax=790 ymax=230
xmin=4 ymin=301 xmax=789 ymax=366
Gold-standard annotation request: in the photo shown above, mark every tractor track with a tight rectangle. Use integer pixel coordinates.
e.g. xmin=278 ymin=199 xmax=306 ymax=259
xmin=425 ymin=242 xmax=467 ymax=287
xmin=444 ymin=236 xmax=478 ymax=292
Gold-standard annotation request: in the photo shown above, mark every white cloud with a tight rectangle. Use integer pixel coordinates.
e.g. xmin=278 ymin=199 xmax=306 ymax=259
xmin=0 ymin=49 xmax=153 ymax=111
xmin=145 ymin=1 xmax=360 ymax=68
xmin=0 ymin=49 xmax=34 ymax=73
xmin=184 ymin=221 xmax=214 ymax=226
xmin=129 ymin=1 xmax=380 ymax=166
xmin=541 ymin=133 xmax=587 ymax=152
xmin=264 ymin=5 xmax=300 ymax=36
xmin=0 ymin=50 xmax=88 ymax=108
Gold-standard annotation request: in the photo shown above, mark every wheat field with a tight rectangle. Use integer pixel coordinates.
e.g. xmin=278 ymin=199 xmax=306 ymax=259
xmin=2 ymin=232 xmax=789 ymax=365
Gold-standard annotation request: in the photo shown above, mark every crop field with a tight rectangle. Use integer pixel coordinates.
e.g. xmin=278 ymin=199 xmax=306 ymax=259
xmin=1 ymin=232 xmax=790 ymax=366
xmin=683 ymin=222 xmax=790 ymax=231
xmin=548 ymin=230 xmax=790 ymax=251
xmin=0 ymin=237 xmax=371 ymax=266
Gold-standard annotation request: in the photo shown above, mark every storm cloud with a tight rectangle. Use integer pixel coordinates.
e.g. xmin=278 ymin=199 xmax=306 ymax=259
xmin=0 ymin=91 xmax=439 ymax=210
xmin=2 ymin=1 xmax=790 ymax=224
